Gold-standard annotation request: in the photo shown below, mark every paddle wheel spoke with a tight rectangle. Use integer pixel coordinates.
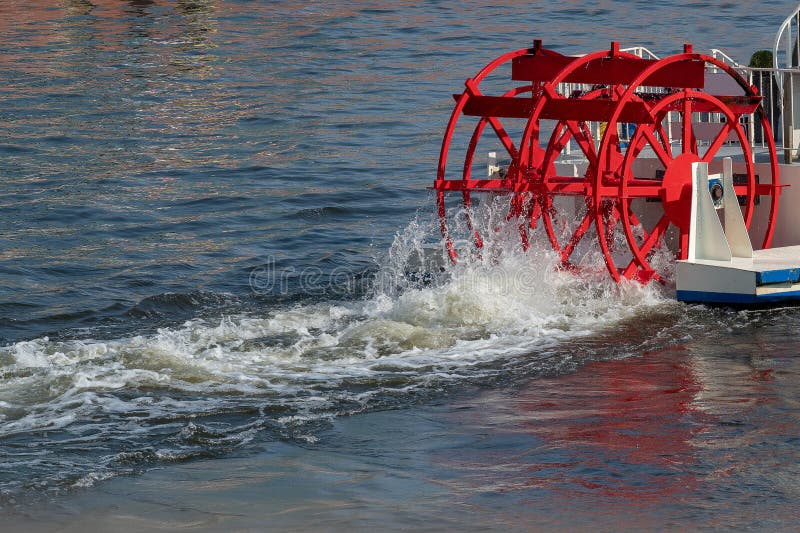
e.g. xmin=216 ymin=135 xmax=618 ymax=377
xmin=623 ymin=181 xmax=663 ymax=197
xmin=657 ymin=122 xmax=674 ymax=160
xmin=463 ymin=85 xmax=534 ymax=180
xmin=600 ymin=201 xmax=621 ymax=247
xmin=702 ymin=122 xmax=733 ymax=162
xmin=487 ymin=115 xmax=520 ymax=161
xmin=461 ymin=192 xmax=484 ymax=248
xmin=627 ymin=208 xmax=644 ymax=229
xmin=464 ymin=80 xmax=523 ymax=163
xmin=627 ymin=126 xmax=650 ymax=160
xmin=621 ymin=214 xmax=670 ymax=278
xmin=513 ymin=195 xmax=537 ymax=250
xmin=541 ymin=200 xmax=563 ymax=252
xmin=561 ymin=209 xmax=594 ymax=263
xmin=528 ymin=198 xmax=543 ymax=230
xmin=552 ymin=123 xmax=571 ymax=152
xmin=463 ymin=120 xmax=488 ymax=180
xmin=579 ymin=121 xmax=594 ymax=149
xmin=628 ymin=207 xmax=666 ymax=255
xmin=566 ymin=120 xmax=598 ymax=166
xmin=681 ymin=97 xmax=696 ymax=155
xmin=519 ymin=221 xmax=531 ymax=250
xmin=642 ymin=126 xmax=673 ymax=167
xmin=437 ymin=190 xmax=457 ymax=262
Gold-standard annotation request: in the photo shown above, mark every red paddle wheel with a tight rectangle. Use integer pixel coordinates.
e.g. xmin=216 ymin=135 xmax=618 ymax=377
xmin=432 ymin=41 xmax=781 ymax=282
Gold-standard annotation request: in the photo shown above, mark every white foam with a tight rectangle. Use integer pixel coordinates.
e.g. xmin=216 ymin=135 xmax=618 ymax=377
xmin=0 ymin=203 xmax=676 ymax=448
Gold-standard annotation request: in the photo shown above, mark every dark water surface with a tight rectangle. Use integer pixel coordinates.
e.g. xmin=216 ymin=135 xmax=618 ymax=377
xmin=1 ymin=0 xmax=800 ymax=530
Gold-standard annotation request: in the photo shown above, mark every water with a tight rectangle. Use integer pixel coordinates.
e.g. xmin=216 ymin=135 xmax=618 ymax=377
xmin=1 ymin=0 xmax=800 ymax=529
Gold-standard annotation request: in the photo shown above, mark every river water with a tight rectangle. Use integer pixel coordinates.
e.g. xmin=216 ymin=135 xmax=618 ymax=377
xmin=1 ymin=0 xmax=799 ymax=530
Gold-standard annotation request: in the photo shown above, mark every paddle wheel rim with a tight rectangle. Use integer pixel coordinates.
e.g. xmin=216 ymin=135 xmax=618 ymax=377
xmin=594 ymin=50 xmax=782 ymax=282
xmin=514 ymin=49 xmax=643 ymax=268
xmin=534 ymin=99 xmax=607 ymax=269
xmin=434 ymin=47 xmax=533 ymax=262
xmin=458 ymin=84 xmax=535 ymax=253
xmin=612 ymin=91 xmax=754 ymax=281
xmin=532 ymin=87 xmax=642 ymax=269
xmin=435 ymin=42 xmax=647 ymax=265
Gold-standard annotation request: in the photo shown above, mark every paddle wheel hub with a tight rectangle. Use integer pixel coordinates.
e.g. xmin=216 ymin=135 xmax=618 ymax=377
xmin=661 ymin=153 xmax=702 ymax=231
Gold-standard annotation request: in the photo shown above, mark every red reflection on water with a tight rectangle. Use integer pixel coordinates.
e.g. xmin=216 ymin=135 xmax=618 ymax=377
xmin=519 ymin=352 xmax=703 ymax=500
xmin=437 ymin=348 xmax=706 ymax=504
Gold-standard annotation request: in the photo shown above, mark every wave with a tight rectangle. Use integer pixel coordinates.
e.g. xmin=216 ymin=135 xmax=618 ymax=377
xmin=0 ymin=200 xmax=682 ymax=498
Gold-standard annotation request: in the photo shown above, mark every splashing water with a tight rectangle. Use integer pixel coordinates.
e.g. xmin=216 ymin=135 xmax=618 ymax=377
xmin=0 ymin=201 xmax=680 ymax=500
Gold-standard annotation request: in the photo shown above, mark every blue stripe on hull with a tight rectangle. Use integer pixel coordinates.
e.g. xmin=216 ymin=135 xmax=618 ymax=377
xmin=755 ymin=268 xmax=800 ymax=285
xmin=677 ymin=289 xmax=800 ymax=305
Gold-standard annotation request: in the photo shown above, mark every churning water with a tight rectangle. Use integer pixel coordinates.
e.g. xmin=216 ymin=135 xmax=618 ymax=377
xmin=1 ymin=1 xmax=800 ymax=528
xmin=0 ymin=196 xmax=675 ymax=497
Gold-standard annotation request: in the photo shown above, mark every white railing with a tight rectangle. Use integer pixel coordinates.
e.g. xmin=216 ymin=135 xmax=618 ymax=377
xmin=709 ymin=48 xmax=744 ymax=69
xmin=773 ymin=4 xmax=800 ymax=79
xmin=772 ymin=4 xmax=800 ymax=162
xmin=621 ymin=46 xmax=660 ymax=60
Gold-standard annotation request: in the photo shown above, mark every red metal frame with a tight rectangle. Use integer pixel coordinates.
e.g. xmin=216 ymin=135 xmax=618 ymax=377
xmin=611 ymin=91 xmax=754 ymax=282
xmin=433 ymin=41 xmax=782 ymax=283
xmin=594 ymin=49 xmax=781 ymax=282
